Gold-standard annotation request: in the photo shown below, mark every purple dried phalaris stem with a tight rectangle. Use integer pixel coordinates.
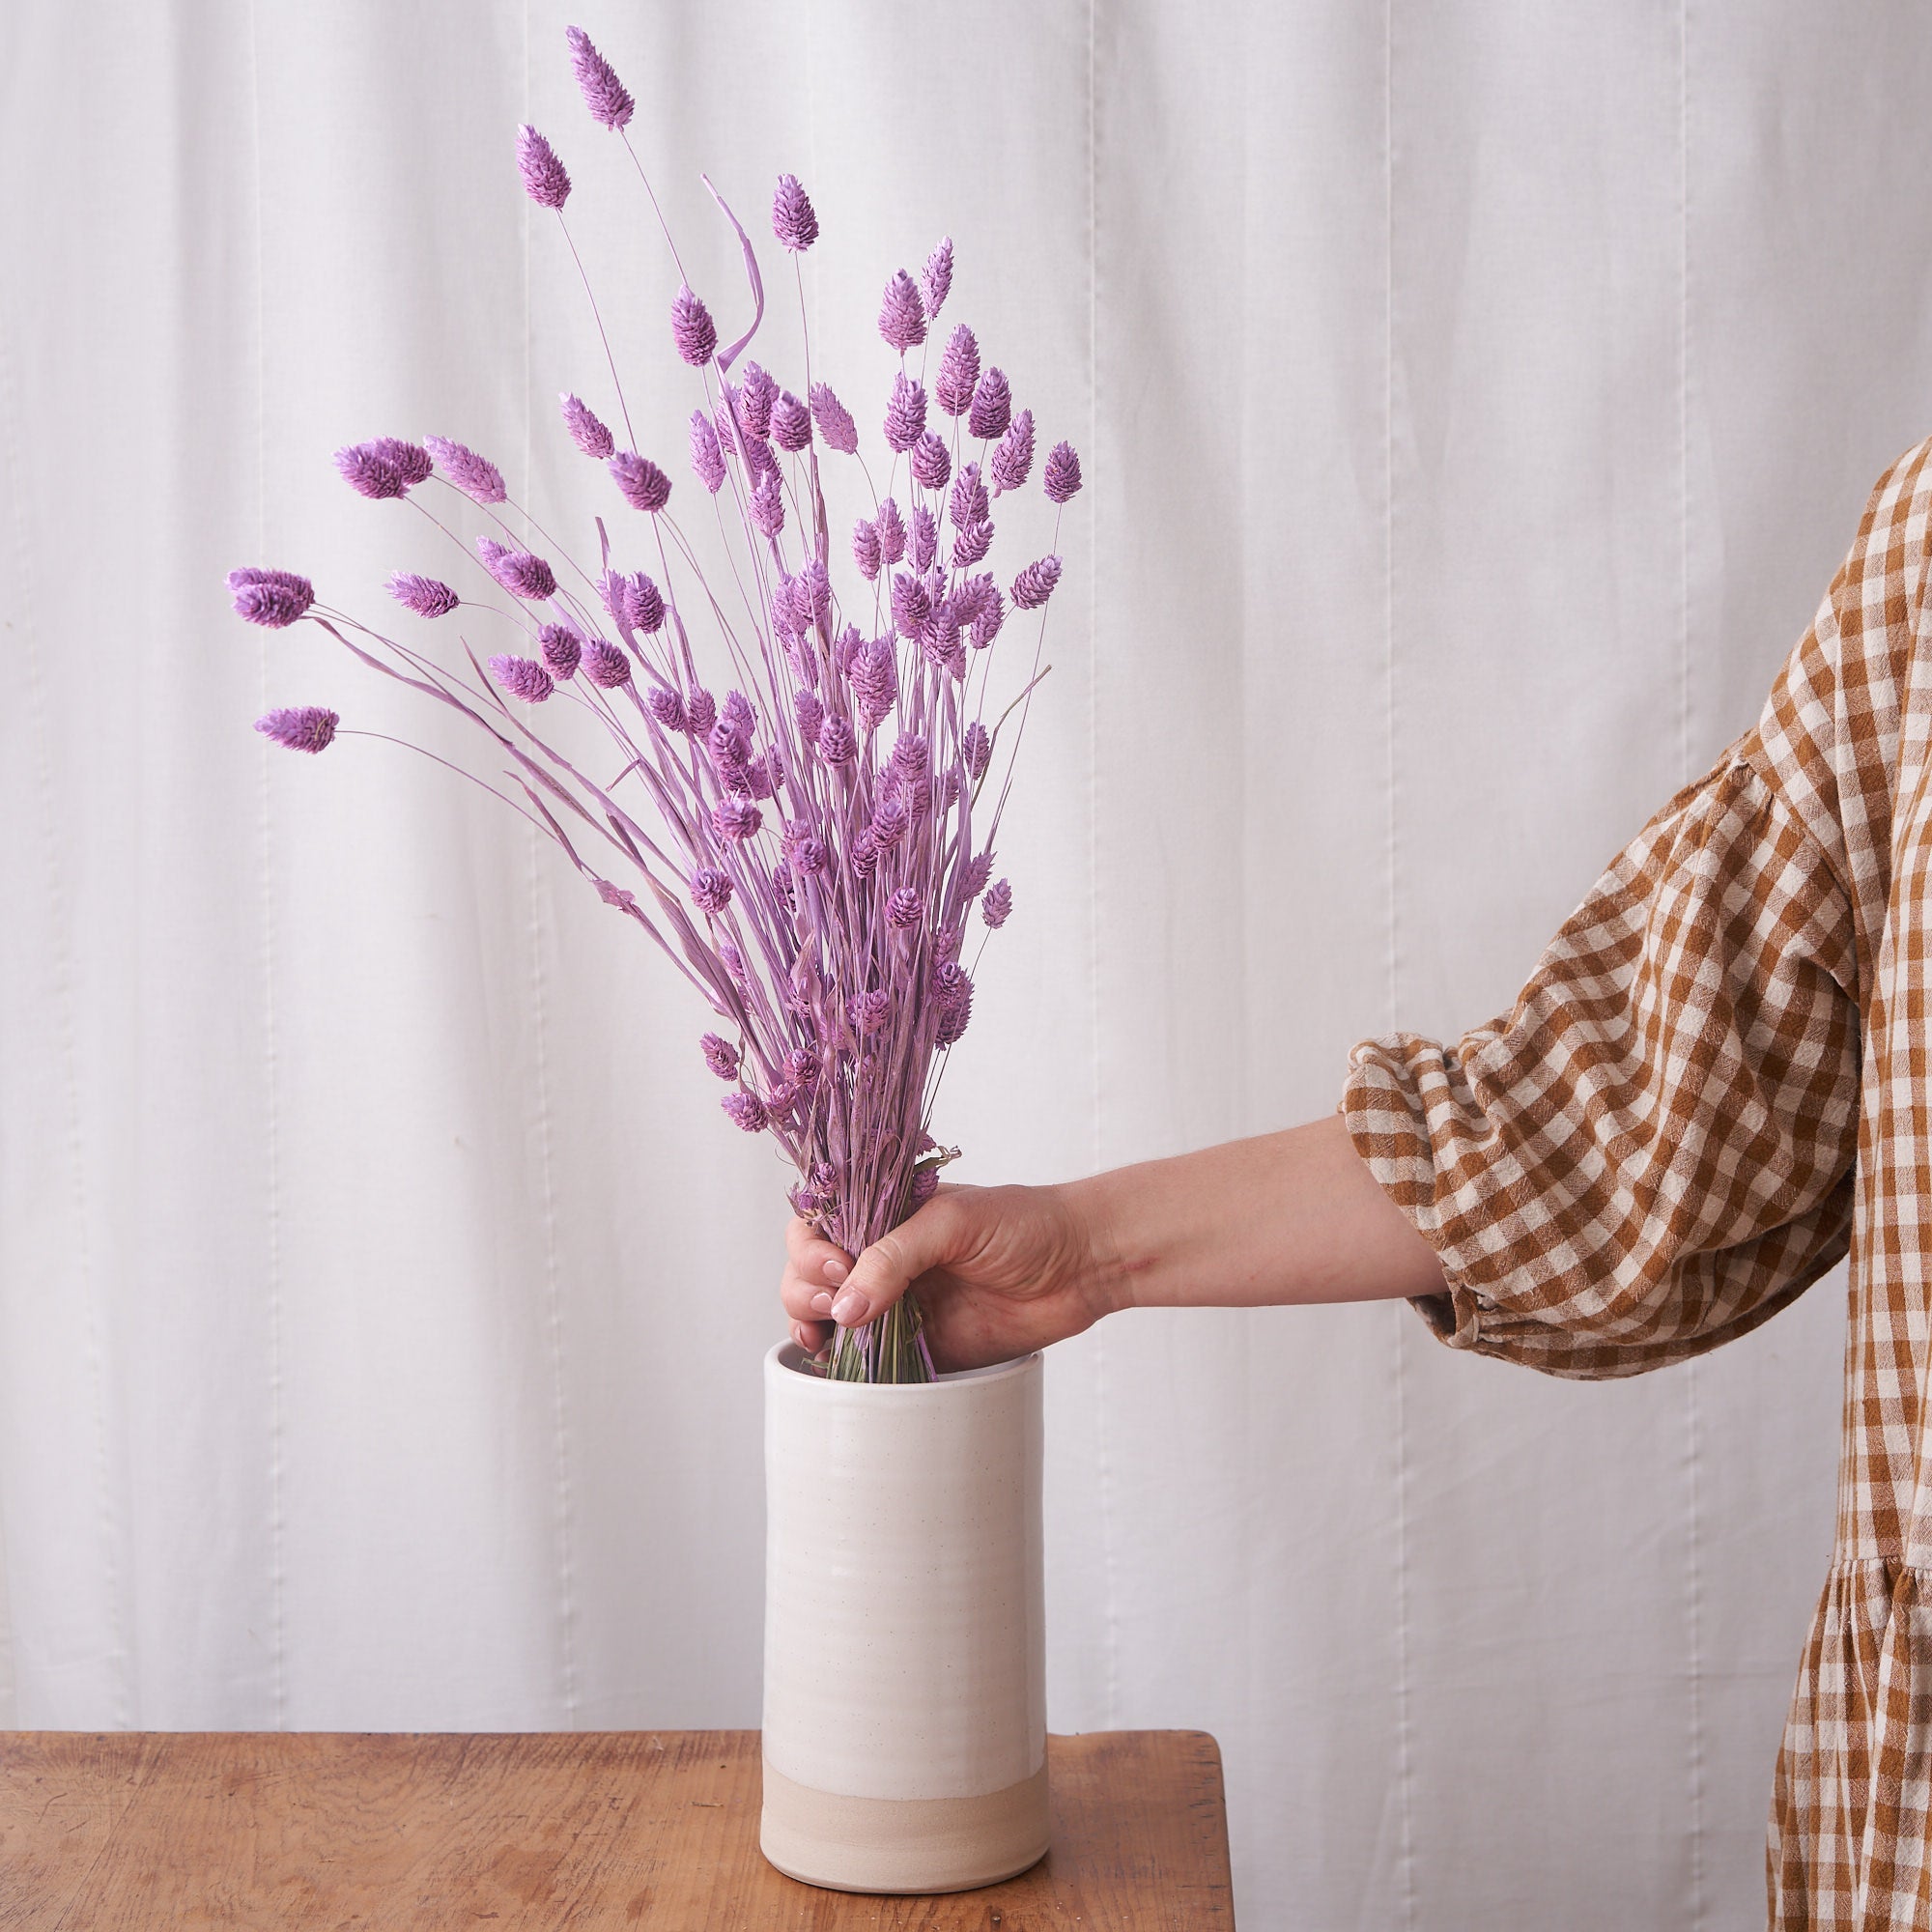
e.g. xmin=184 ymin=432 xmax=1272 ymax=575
xmin=700 ymin=175 xmax=766 ymax=375
xmin=255 ymin=705 xmax=338 ymax=753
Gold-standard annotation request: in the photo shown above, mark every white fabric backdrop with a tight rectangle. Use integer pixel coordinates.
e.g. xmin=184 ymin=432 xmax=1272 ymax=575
xmin=7 ymin=2 xmax=1932 ymax=1923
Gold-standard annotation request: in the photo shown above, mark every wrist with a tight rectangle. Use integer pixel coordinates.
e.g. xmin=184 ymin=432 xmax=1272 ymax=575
xmin=1057 ymin=1171 xmax=1137 ymax=1322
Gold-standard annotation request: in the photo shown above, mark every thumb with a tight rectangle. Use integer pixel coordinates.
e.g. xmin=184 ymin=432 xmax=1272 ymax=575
xmin=830 ymin=1196 xmax=961 ymax=1328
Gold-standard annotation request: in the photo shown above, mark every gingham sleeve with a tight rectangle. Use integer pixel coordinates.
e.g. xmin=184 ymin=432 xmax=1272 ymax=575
xmin=1339 ymin=440 xmax=1932 ymax=1379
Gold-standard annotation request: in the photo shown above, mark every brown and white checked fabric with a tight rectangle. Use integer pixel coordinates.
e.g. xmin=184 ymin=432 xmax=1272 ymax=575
xmin=1344 ymin=437 xmax=1932 ymax=1928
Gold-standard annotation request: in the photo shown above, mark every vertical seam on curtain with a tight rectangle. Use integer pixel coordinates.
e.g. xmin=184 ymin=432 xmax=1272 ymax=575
xmin=1680 ymin=0 xmax=1706 ymax=1919
xmin=245 ymin=0 xmax=287 ymax=1730
xmin=525 ymin=0 xmax=579 ymax=1726
xmin=4 ymin=302 xmax=130 ymax=1726
xmin=1385 ymin=0 xmax=1417 ymax=1920
xmin=1087 ymin=0 xmax=1120 ymax=1729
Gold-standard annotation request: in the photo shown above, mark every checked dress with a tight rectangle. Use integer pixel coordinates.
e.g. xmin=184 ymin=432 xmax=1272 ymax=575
xmin=1344 ymin=438 xmax=1932 ymax=1927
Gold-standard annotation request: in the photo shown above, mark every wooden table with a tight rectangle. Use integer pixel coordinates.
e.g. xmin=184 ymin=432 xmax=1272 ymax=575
xmin=0 ymin=1728 xmax=1233 ymax=1928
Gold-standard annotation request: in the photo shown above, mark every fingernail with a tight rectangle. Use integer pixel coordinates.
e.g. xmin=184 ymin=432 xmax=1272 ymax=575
xmin=830 ymin=1290 xmax=870 ymax=1325
xmin=810 ymin=1292 xmax=834 ymax=1316
xmin=823 ymin=1257 xmax=848 ymax=1285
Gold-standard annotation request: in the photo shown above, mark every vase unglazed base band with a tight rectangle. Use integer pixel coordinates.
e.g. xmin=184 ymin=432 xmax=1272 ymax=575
xmin=759 ymin=1761 xmax=1050 ymax=1894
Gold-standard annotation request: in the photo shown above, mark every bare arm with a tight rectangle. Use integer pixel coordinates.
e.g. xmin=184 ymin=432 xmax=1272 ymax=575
xmin=781 ymin=1113 xmax=1448 ymax=1373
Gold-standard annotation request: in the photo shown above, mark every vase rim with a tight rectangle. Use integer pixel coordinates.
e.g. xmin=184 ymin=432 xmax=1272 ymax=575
xmin=767 ymin=1339 xmax=1040 ymax=1393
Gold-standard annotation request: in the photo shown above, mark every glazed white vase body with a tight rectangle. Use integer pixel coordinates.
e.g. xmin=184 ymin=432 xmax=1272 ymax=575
xmin=760 ymin=1341 xmax=1049 ymax=1893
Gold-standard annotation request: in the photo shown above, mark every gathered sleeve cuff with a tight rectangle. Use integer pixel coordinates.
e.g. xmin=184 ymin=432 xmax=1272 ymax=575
xmin=1344 ymin=753 xmax=1861 ymax=1380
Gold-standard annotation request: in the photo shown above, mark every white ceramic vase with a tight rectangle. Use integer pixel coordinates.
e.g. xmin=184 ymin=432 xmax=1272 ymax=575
xmin=760 ymin=1340 xmax=1049 ymax=1893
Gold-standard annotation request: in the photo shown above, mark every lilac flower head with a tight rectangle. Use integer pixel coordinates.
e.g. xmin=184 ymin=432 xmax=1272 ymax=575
xmin=712 ymin=396 xmax=737 ymax=456
xmin=849 ymin=988 xmax=893 ymax=1036
xmin=835 ymin=624 xmax=864 ymax=674
xmin=1010 ymin=554 xmax=1062 ymax=611
xmin=692 ymin=869 xmax=734 ymax=916
xmin=887 ymin=886 xmax=923 ymax=931
xmin=255 ymin=705 xmax=337 ymax=753
xmin=797 ymin=557 xmax=832 ymax=628
xmin=792 ymin=834 xmax=829 ymax=876
xmin=372 ymin=438 xmax=434 ymax=487
xmin=891 ymin=572 xmax=930 ymax=637
xmin=538 ymin=623 xmax=582 ymax=680
xmin=850 ymin=638 xmax=897 ymax=728
xmin=871 ymin=792 xmax=910 ymax=849
xmin=875 ymin=497 xmax=907 ymax=566
xmin=920 ymin=601 xmax=963 ymax=674
xmin=849 ymin=826 xmax=880 ymax=877
xmin=884 ymin=373 xmax=926 ymax=454
xmin=581 ymin=637 xmax=632 ymax=688
xmin=621 ymin=571 xmax=665 ymax=634
xmin=968 ymin=367 xmax=1012 ymax=441
xmin=991 ymin=409 xmax=1036 ymax=495
xmin=952 ymin=573 xmax=994 ymax=626
xmin=739 ymin=362 xmax=777 ymax=439
xmin=772 ymin=173 xmax=819 ymax=251
xmin=909 ymin=505 xmax=938 ymax=573
xmin=952 ymin=519 xmax=993 ymax=569
xmin=686 ymin=688 xmax=718 ymax=738
xmin=981 ymin=878 xmax=1013 ymax=928
xmin=910 ymin=1166 xmax=941 ymax=1208
xmin=671 ymin=285 xmax=718 ymax=366
xmin=960 ymin=849 xmax=995 ymax=898
xmin=489 ymin=654 xmax=555 ymax=703
xmin=1044 ymin=440 xmax=1083 ymax=503
xmin=963 ymin=720 xmax=992 ymax=780
xmin=561 ymin=393 xmax=615 ymax=459
xmin=424 ymin=436 xmax=507 ymax=504
xmin=852 ymin=518 xmax=881 ymax=581
xmin=951 ymin=462 xmax=990 ymax=529
xmin=386 ymin=571 xmax=460 ymax=618
xmin=334 ymin=441 xmax=407 ymax=499
xmin=878 ymin=270 xmax=926 ymax=353
xmin=477 ymin=538 xmax=557 ymax=601
xmin=700 ymin=1032 xmax=740 ymax=1077
xmin=921 ymin=237 xmax=953 ymax=320
xmin=818 ymin=714 xmax=857 ymax=765
xmin=741 ymin=433 xmax=778 ymax=484
xmin=936 ymin=325 xmax=980 ymax=417
xmin=750 ymin=469 xmax=784 ymax=537
xmin=892 ymin=731 xmax=929 ymax=776
xmin=610 ymin=451 xmax=671 ymax=513
xmin=810 ymin=383 xmax=858 ymax=455
xmin=935 ymin=975 xmax=974 ymax=1045
xmin=911 ymin=430 xmax=951 ymax=492
xmin=689 ymin=409 xmax=724 ymax=493
xmin=972 ymin=586 xmax=1006 ymax=648
xmin=516 ymin=125 xmax=572 ymax=210
xmin=722 ymin=690 xmax=756 ymax=739
xmin=723 ymin=1092 xmax=769 ymax=1133
xmin=565 ymin=25 xmax=635 ymax=128
xmin=794 ymin=689 xmax=825 ymax=746
xmin=228 ymin=567 xmax=314 ymax=628
xmin=646 ymin=684 xmax=686 ymax=730
xmin=771 ymin=389 xmax=812 ymax=453
xmin=713 ymin=796 xmax=763 ymax=841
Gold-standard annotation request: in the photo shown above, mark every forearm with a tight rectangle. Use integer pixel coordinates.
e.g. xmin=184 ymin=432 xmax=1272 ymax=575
xmin=1067 ymin=1113 xmax=1448 ymax=1314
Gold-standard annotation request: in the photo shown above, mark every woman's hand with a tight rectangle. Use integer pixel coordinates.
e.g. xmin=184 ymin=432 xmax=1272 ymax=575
xmin=780 ymin=1181 xmax=1118 ymax=1373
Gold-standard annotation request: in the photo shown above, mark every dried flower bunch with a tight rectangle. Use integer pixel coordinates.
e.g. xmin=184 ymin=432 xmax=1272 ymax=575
xmin=233 ymin=26 xmax=1080 ymax=1382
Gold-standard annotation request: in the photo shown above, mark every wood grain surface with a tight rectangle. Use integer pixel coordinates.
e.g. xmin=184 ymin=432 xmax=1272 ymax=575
xmin=0 ymin=1728 xmax=1234 ymax=1928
